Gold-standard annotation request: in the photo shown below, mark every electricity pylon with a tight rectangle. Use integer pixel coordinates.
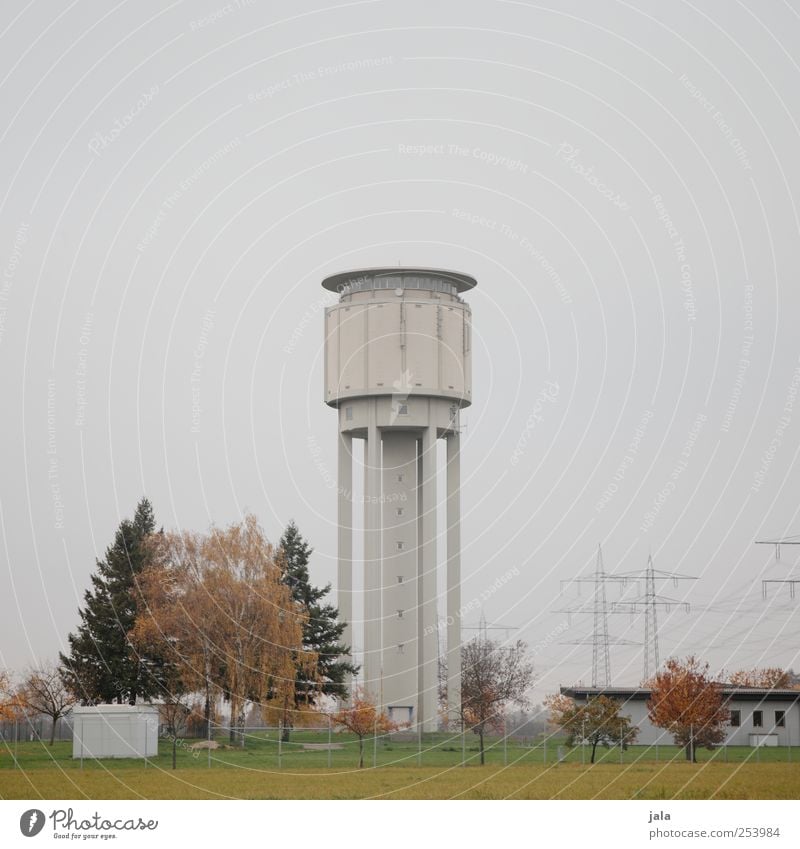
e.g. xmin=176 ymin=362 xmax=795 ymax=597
xmin=610 ymin=554 xmax=695 ymax=681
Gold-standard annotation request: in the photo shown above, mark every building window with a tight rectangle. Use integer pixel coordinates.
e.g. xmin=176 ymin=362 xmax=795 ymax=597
xmin=753 ymin=710 xmax=763 ymax=728
xmin=397 ymin=575 xmax=403 ymax=583
xmin=345 ymin=406 xmax=353 ymax=421
xmin=397 ymin=609 xmax=404 ymax=619
xmin=397 ymin=403 xmax=408 ymax=415
xmin=397 ymin=473 xmax=404 ymax=483
xmin=396 ymin=541 xmax=405 ymax=551
xmin=775 ymin=710 xmax=786 ymax=728
xmin=730 ymin=710 xmax=741 ymax=727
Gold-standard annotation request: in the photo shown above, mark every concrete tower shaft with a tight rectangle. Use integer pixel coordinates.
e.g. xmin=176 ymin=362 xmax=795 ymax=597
xmin=323 ymin=268 xmax=474 ymax=731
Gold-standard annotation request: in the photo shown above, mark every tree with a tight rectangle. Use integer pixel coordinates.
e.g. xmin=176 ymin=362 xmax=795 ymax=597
xmin=277 ymin=522 xmax=357 ymax=713
xmin=132 ymin=515 xmax=315 ymax=745
xmin=0 ymin=670 xmax=21 ymax=721
xmin=728 ymin=668 xmax=791 ymax=689
xmin=647 ymin=656 xmax=729 ymax=762
xmin=330 ymin=690 xmax=398 ymax=768
xmin=60 ymin=498 xmax=161 ymax=704
xmin=546 ymin=693 xmax=638 ymax=763
xmin=17 ymin=663 xmax=77 ymax=745
xmin=461 ymin=637 xmax=534 ymax=765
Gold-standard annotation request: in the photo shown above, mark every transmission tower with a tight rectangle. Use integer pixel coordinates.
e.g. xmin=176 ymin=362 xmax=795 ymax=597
xmin=610 ymin=554 xmax=695 ymax=681
xmin=756 ymin=535 xmax=800 ymax=598
xmin=558 ymin=545 xmax=638 ymax=687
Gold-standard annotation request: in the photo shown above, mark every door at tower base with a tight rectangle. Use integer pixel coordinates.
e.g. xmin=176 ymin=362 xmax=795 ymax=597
xmin=388 ymin=705 xmax=413 ymax=725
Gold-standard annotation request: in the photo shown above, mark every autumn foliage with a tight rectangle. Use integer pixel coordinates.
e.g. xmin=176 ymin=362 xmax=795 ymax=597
xmin=727 ymin=668 xmax=792 ymax=689
xmin=331 ymin=690 xmax=399 ymax=767
xmin=547 ymin=693 xmax=638 ymax=763
xmin=130 ymin=515 xmax=317 ymax=741
xmin=647 ymin=656 xmax=729 ymax=761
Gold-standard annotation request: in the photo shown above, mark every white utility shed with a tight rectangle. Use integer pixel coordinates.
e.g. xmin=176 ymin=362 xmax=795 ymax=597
xmin=72 ymin=704 xmax=159 ymax=759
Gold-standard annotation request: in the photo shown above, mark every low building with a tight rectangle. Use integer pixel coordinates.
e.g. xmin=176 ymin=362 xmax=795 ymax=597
xmin=72 ymin=704 xmax=159 ymax=759
xmin=560 ymin=685 xmax=800 ymax=747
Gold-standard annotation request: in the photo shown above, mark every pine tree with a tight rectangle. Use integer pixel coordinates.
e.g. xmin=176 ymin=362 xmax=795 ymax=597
xmin=59 ymin=498 xmax=160 ymax=704
xmin=278 ymin=521 xmax=357 ymax=722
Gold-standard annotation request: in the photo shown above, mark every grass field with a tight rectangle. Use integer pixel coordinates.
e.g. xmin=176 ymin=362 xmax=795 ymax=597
xmin=1 ymin=735 xmax=799 ymax=799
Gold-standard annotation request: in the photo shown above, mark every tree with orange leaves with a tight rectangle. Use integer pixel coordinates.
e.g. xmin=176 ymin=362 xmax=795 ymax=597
xmin=331 ymin=690 xmax=398 ymax=768
xmin=647 ymin=656 xmax=729 ymax=762
xmin=131 ymin=515 xmax=316 ymax=745
xmin=0 ymin=670 xmax=20 ymax=721
xmin=546 ymin=693 xmax=638 ymax=763
xmin=728 ymin=668 xmax=791 ymax=689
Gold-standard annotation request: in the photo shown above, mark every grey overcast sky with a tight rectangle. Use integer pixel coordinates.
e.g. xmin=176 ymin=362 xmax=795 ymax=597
xmin=2 ymin=0 xmax=800 ymax=700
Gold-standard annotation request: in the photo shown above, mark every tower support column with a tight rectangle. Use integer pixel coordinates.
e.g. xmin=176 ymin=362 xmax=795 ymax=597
xmin=337 ymin=431 xmax=353 ymax=696
xmin=418 ymin=423 xmax=438 ymax=731
xmin=363 ymin=399 xmax=382 ymax=700
xmin=446 ymin=431 xmax=462 ymax=726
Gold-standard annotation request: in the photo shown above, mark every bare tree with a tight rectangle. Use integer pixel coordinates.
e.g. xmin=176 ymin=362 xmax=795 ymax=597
xmin=18 ymin=663 xmax=76 ymax=744
xmin=461 ymin=637 xmax=534 ymax=764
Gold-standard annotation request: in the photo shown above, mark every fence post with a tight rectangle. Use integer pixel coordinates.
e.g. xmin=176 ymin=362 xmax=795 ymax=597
xmin=327 ymin=716 xmax=332 ymax=769
xmin=417 ymin=722 xmax=422 ymax=767
xmin=462 ymin=721 xmax=466 ymax=767
xmin=207 ymin=714 xmax=212 ymax=769
xmin=278 ymin=724 xmax=282 ymax=769
xmin=373 ymin=718 xmax=377 ymax=769
xmin=544 ymin=737 xmax=547 ymax=764
xmin=14 ymin=720 xmax=18 ymax=769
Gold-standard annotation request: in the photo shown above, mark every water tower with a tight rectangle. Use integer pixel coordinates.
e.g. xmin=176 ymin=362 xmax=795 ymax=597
xmin=323 ymin=267 xmax=475 ymax=731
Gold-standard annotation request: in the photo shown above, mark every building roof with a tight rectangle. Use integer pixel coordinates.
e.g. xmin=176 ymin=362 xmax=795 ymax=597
xmin=321 ymin=267 xmax=477 ymax=293
xmin=561 ymin=685 xmax=800 ymax=703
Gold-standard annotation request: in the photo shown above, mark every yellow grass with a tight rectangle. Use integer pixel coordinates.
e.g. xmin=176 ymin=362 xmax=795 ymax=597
xmin=2 ymin=763 xmax=799 ymax=800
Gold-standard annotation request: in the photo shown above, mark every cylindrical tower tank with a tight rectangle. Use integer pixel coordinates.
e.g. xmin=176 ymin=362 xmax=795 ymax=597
xmin=323 ymin=267 xmax=475 ymax=731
